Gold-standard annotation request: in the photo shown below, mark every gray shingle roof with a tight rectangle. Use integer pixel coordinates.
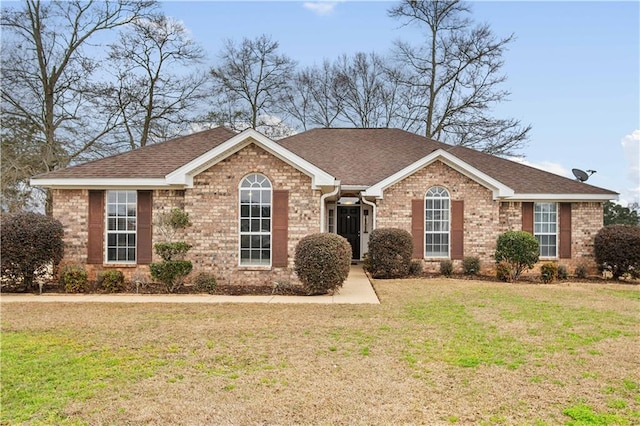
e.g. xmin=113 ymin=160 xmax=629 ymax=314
xmin=34 ymin=126 xmax=617 ymax=196
xmin=33 ymin=127 xmax=236 ymax=179
xmin=278 ymin=128 xmax=617 ymax=195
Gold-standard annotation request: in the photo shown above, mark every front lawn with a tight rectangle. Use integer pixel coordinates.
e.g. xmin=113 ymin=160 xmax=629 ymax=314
xmin=2 ymin=279 xmax=638 ymax=424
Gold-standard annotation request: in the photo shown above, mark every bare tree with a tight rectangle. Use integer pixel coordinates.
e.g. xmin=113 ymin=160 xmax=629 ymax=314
xmin=0 ymin=118 xmax=46 ymax=212
xmin=209 ymin=34 xmax=296 ymax=132
xmin=281 ymin=60 xmax=343 ymax=130
xmin=333 ymin=52 xmax=404 ymax=128
xmin=389 ymin=0 xmax=530 ymax=155
xmin=1 ymin=0 xmax=155 ymax=214
xmin=105 ymin=14 xmax=208 ymax=149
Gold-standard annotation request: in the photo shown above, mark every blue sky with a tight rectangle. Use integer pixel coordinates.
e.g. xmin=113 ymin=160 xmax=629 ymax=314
xmin=161 ymin=1 xmax=640 ymax=206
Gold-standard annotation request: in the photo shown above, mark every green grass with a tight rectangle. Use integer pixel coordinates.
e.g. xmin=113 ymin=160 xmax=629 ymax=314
xmin=1 ymin=331 xmax=160 ymax=424
xmin=1 ymin=279 xmax=638 ymax=424
xmin=405 ymin=299 xmax=527 ymax=369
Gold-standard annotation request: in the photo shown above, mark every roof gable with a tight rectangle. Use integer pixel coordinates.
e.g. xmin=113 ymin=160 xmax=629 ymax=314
xmin=166 ymin=129 xmax=335 ymax=188
xmin=363 ymin=149 xmax=514 ymax=199
xmin=30 ymin=127 xmax=336 ymax=190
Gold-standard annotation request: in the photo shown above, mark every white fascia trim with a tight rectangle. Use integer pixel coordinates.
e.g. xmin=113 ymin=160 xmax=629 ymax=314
xmin=504 ymin=194 xmax=618 ymax=202
xmin=166 ymin=128 xmax=336 ymax=188
xmin=363 ymin=149 xmax=514 ymax=199
xmin=341 ymin=185 xmax=369 ymax=191
xmin=30 ymin=178 xmax=172 ymax=189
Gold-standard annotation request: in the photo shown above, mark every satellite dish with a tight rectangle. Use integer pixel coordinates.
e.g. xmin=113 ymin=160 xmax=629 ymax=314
xmin=572 ymin=168 xmax=595 ymax=182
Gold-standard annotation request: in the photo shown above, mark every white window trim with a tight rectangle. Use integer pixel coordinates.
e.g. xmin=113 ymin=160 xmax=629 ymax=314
xmin=104 ymin=190 xmax=137 ymax=264
xmin=425 ymin=186 xmax=451 ymax=259
xmin=238 ymin=174 xmax=273 ymax=268
xmin=534 ymin=202 xmax=558 ymax=259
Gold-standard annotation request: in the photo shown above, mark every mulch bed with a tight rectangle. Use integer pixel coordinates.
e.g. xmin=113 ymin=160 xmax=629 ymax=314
xmin=0 ymin=280 xmax=310 ymax=296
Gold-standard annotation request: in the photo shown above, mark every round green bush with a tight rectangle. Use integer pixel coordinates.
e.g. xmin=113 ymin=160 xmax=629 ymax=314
xmin=1 ymin=212 xmax=64 ymax=291
xmin=594 ymin=224 xmax=640 ymax=279
xmin=98 ymin=270 xmax=125 ymax=293
xmin=540 ymin=262 xmax=558 ymax=283
xmin=60 ymin=264 xmax=89 ymax=293
xmin=193 ymin=272 xmax=217 ymax=294
xmin=494 ymin=231 xmax=539 ymax=282
xmin=440 ymin=260 xmax=453 ymax=277
xmin=463 ymin=256 xmax=481 ymax=275
xmin=368 ymin=228 xmax=413 ymax=279
xmin=150 ymin=260 xmax=193 ymax=292
xmin=294 ymin=233 xmax=351 ymax=295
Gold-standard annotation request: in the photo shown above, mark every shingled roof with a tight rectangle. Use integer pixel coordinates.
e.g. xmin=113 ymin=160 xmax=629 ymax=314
xmin=33 ymin=126 xmax=616 ymax=197
xmin=32 ymin=127 xmax=236 ymax=179
xmin=278 ymin=128 xmax=617 ymax=196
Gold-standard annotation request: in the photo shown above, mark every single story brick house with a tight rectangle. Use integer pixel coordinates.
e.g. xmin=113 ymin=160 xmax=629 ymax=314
xmin=31 ymin=127 xmax=617 ymax=285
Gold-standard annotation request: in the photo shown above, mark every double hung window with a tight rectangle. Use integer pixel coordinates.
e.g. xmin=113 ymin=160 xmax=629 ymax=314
xmin=425 ymin=186 xmax=450 ymax=257
xmin=239 ymin=174 xmax=272 ymax=266
xmin=106 ymin=190 xmax=137 ymax=262
xmin=534 ymin=202 xmax=557 ymax=257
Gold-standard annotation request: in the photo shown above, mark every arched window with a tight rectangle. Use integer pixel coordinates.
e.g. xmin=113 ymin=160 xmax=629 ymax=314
xmin=239 ymin=174 xmax=272 ymax=266
xmin=425 ymin=186 xmax=450 ymax=258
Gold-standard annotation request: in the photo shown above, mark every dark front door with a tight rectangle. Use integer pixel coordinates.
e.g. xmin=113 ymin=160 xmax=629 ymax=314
xmin=337 ymin=206 xmax=360 ymax=259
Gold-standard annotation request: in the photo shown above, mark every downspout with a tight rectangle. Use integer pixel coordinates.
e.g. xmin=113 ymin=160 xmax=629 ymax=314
xmin=320 ymin=182 xmax=340 ymax=233
xmin=360 ymin=194 xmax=377 ymax=231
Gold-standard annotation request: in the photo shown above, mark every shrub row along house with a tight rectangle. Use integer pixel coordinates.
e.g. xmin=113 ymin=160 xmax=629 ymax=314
xmin=31 ymin=127 xmax=617 ymax=285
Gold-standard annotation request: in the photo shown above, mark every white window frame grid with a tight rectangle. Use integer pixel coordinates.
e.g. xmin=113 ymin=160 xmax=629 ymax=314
xmin=425 ymin=186 xmax=450 ymax=258
xmin=238 ymin=173 xmax=272 ymax=266
xmin=105 ymin=190 xmax=137 ymax=263
xmin=534 ymin=202 xmax=558 ymax=258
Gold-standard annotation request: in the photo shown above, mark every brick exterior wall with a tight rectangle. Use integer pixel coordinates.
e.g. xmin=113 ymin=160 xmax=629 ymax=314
xmin=375 ymin=160 xmax=604 ymax=275
xmin=51 ymin=153 xmax=605 ymax=284
xmin=376 ymin=160 xmax=499 ymax=273
xmin=180 ymin=141 xmax=321 ymax=286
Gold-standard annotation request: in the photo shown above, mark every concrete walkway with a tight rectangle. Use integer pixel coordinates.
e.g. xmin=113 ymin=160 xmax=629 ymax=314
xmin=0 ymin=265 xmax=379 ymax=305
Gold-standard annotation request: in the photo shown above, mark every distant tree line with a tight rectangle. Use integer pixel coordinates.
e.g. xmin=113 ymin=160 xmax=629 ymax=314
xmin=1 ymin=0 xmax=530 ymax=214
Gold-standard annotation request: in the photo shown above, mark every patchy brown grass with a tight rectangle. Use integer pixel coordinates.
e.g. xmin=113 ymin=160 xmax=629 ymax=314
xmin=2 ymin=279 xmax=639 ymax=425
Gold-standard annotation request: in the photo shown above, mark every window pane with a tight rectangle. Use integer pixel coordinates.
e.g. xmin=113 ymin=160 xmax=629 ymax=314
xmin=238 ymin=174 xmax=272 ymax=266
xmin=424 ymin=186 xmax=450 ymax=258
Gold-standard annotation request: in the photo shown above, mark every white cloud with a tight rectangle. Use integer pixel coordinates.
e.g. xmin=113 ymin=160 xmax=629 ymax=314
xmin=620 ymin=130 xmax=640 ymax=205
xmin=303 ymin=2 xmax=339 ymax=16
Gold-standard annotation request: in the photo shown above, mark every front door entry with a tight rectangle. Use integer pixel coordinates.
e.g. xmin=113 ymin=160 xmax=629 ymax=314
xmin=337 ymin=206 xmax=360 ymax=259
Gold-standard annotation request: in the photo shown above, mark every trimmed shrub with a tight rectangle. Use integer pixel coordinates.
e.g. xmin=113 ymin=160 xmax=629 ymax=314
xmin=409 ymin=260 xmax=423 ymax=277
xmin=1 ymin=212 xmax=64 ymax=291
xmin=154 ymin=242 xmax=192 ymax=261
xmin=540 ymin=262 xmax=558 ymax=283
xmin=557 ymin=265 xmax=568 ymax=280
xmin=494 ymin=231 xmax=539 ymax=282
xmin=462 ymin=256 xmax=481 ymax=276
xmin=496 ymin=261 xmax=512 ymax=282
xmin=150 ymin=260 xmax=193 ymax=292
xmin=294 ymin=233 xmax=351 ymax=295
xmin=98 ymin=270 xmax=125 ymax=293
xmin=594 ymin=225 xmax=640 ymax=279
xmin=193 ymin=272 xmax=217 ymax=294
xmin=367 ymin=228 xmax=413 ymax=279
xmin=60 ymin=265 xmax=89 ymax=293
xmin=575 ymin=264 xmax=589 ymax=279
xmin=439 ymin=260 xmax=453 ymax=277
